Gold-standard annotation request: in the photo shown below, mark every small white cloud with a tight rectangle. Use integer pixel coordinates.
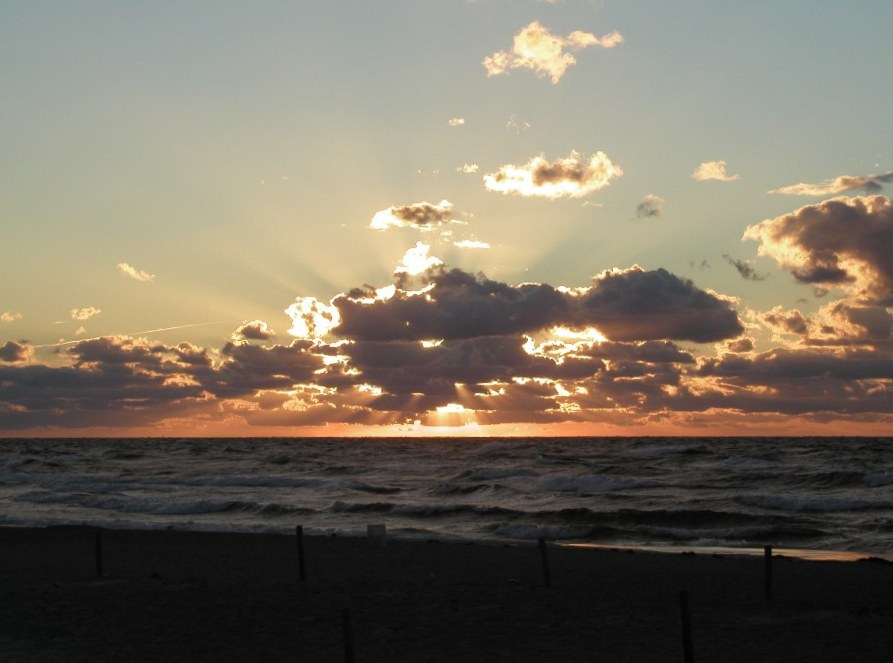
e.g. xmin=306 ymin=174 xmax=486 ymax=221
xmin=506 ymin=115 xmax=532 ymax=132
xmin=453 ymin=240 xmax=491 ymax=249
xmin=448 ymin=117 xmax=465 ymax=127
xmin=457 ymin=163 xmax=479 ymax=174
xmin=74 ymin=325 xmax=88 ymax=336
xmin=1 ymin=311 xmax=22 ymax=323
xmin=484 ymin=150 xmax=622 ymax=199
xmin=484 ymin=21 xmax=623 ymax=84
xmin=396 ymin=242 xmax=443 ymax=275
xmin=692 ymin=161 xmax=740 ymax=182
xmin=117 ymin=262 xmax=156 ymax=282
xmin=71 ymin=307 xmax=101 ymax=321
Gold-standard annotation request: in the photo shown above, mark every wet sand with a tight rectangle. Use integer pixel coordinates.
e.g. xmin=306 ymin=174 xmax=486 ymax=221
xmin=1 ymin=526 xmax=891 ymax=662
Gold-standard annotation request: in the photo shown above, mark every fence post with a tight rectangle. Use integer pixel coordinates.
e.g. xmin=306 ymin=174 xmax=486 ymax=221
xmin=764 ymin=545 xmax=773 ymax=600
xmin=296 ymin=525 xmax=306 ymax=581
xmin=679 ymin=590 xmax=695 ymax=663
xmin=538 ymin=537 xmax=551 ymax=588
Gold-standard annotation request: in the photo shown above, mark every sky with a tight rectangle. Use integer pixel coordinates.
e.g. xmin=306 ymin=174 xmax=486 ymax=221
xmin=3 ymin=0 xmax=893 ymax=437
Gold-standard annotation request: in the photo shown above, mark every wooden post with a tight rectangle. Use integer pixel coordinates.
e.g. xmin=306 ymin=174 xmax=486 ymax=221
xmin=538 ymin=537 xmax=551 ymax=588
xmin=296 ymin=525 xmax=306 ymax=581
xmin=679 ymin=590 xmax=695 ymax=663
xmin=94 ymin=530 xmax=103 ymax=578
xmin=764 ymin=545 xmax=773 ymax=600
xmin=342 ymin=607 xmax=356 ymax=663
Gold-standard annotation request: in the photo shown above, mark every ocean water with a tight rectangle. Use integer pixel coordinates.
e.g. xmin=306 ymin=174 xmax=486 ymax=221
xmin=1 ymin=437 xmax=891 ymax=556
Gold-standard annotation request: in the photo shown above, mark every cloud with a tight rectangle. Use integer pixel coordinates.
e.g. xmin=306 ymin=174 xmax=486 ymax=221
xmin=71 ymin=307 xmax=101 ymax=321
xmin=457 ymin=163 xmax=479 ymax=174
xmin=395 ymin=242 xmax=444 ymax=275
xmin=1 ymin=312 xmax=22 ymax=323
xmin=296 ymin=262 xmax=742 ymax=345
xmin=231 ymin=320 xmax=276 ymax=342
xmin=453 ymin=240 xmax=490 ymax=249
xmin=484 ymin=151 xmax=622 ymax=199
xmin=806 ymin=301 xmax=893 ymax=346
xmin=0 ymin=341 xmax=32 ymax=363
xmin=722 ymin=253 xmax=767 ymax=281
xmin=448 ymin=117 xmax=465 ymax=127
xmin=483 ymin=21 xmax=623 ymax=83
xmin=506 ymin=115 xmax=531 ymax=132
xmin=117 ymin=262 xmax=156 ymax=282
xmin=692 ymin=161 xmax=739 ymax=182
xmin=573 ymin=266 xmax=744 ymax=343
xmin=636 ymin=194 xmax=664 ymax=218
xmin=770 ymin=172 xmax=893 ymax=196
xmin=370 ymin=200 xmax=456 ymax=231
xmin=744 ymin=195 xmax=893 ymax=304
xmin=761 ymin=306 xmax=809 ymax=336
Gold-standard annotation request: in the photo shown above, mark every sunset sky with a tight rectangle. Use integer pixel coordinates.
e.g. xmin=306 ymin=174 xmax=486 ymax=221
xmin=3 ymin=1 xmax=893 ymax=436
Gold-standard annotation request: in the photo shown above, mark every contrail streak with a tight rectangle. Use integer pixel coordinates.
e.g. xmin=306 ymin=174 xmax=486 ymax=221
xmin=31 ymin=321 xmax=231 ymax=349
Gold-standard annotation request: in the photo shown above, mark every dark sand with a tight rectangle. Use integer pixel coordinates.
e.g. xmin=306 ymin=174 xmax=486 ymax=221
xmin=1 ymin=527 xmax=891 ymax=662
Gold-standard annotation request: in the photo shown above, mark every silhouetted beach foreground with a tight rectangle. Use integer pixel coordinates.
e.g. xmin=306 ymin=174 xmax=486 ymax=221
xmin=2 ymin=527 xmax=891 ymax=662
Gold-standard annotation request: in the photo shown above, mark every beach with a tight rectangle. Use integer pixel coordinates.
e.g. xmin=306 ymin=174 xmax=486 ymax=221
xmin=1 ymin=526 xmax=891 ymax=662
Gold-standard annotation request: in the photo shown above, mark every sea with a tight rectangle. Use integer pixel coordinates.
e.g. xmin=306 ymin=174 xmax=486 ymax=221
xmin=2 ymin=437 xmax=892 ymax=559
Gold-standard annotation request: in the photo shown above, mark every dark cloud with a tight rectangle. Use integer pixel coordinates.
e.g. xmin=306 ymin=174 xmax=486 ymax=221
xmin=806 ymin=301 xmax=893 ymax=346
xmin=231 ymin=320 xmax=276 ymax=342
xmin=333 ymin=268 xmax=570 ymax=341
xmin=0 ymin=341 xmax=32 ymax=363
xmin=724 ymin=338 xmax=754 ymax=353
xmin=483 ymin=151 xmax=622 ymax=199
xmin=636 ymin=194 xmax=663 ymax=218
xmin=722 ymin=253 xmax=767 ymax=281
xmin=762 ymin=306 xmax=809 ymax=336
xmin=698 ymin=347 xmax=893 ymax=381
xmin=574 ymin=267 xmax=744 ymax=342
xmin=745 ymin=195 xmax=893 ymax=304
xmin=370 ymin=200 xmax=455 ymax=231
xmin=328 ymin=265 xmax=743 ymax=345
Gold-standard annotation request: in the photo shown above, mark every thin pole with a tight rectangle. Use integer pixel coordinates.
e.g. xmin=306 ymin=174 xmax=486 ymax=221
xmin=94 ymin=530 xmax=103 ymax=578
xmin=764 ymin=545 xmax=773 ymax=600
xmin=679 ymin=590 xmax=695 ymax=663
xmin=342 ymin=607 xmax=356 ymax=663
xmin=296 ymin=525 xmax=306 ymax=581
xmin=538 ymin=537 xmax=551 ymax=588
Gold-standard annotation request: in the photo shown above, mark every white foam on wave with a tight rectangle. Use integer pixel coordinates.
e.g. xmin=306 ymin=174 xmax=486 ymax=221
xmin=13 ymin=490 xmax=243 ymax=515
xmin=493 ymin=523 xmax=590 ymax=541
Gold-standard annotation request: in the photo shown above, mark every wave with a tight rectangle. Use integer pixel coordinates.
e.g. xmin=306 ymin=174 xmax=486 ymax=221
xmin=736 ymin=494 xmax=893 ymax=513
xmin=537 ymin=474 xmax=650 ymax=493
xmin=12 ymin=490 xmax=316 ymax=518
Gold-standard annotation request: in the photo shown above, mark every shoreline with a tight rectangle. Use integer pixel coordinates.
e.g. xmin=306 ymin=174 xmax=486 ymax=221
xmin=2 ymin=525 xmax=892 ymax=662
xmin=5 ymin=521 xmax=891 ymax=564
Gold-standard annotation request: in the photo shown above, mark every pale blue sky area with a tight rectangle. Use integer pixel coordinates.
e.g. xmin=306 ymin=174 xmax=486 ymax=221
xmin=3 ymin=0 xmax=893 ymax=351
